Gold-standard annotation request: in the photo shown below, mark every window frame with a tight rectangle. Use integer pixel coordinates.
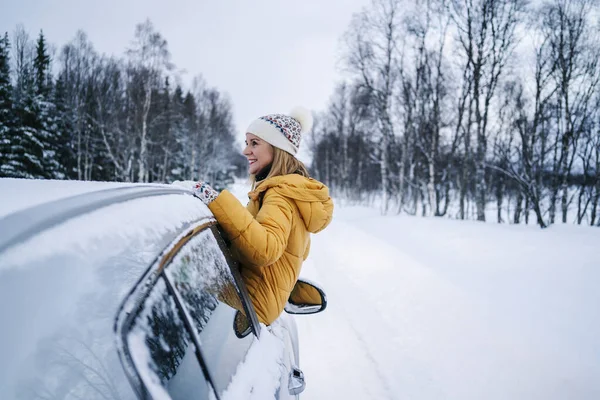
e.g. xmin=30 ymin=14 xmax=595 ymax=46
xmin=114 ymin=219 xmax=261 ymax=399
xmin=209 ymin=224 xmax=262 ymax=338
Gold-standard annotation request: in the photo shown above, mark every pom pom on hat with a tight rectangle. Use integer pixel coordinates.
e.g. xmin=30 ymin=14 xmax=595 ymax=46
xmin=289 ymin=106 xmax=314 ymax=134
xmin=246 ymin=106 xmax=313 ymax=156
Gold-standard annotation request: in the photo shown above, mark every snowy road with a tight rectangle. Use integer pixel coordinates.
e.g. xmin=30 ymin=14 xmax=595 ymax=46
xmin=294 ymin=206 xmax=600 ymax=400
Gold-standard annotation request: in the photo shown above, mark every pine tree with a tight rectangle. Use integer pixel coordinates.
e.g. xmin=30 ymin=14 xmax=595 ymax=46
xmin=169 ymin=84 xmax=187 ymax=181
xmin=34 ymin=31 xmax=51 ymax=97
xmin=33 ymin=30 xmax=63 ymax=178
xmin=155 ymin=77 xmax=177 ymax=182
xmin=182 ymin=90 xmax=198 ymax=180
xmin=8 ymin=30 xmax=53 ymax=179
xmin=0 ymin=32 xmax=15 ymax=177
xmin=53 ymin=74 xmax=75 ymax=178
xmin=12 ymin=62 xmax=45 ymax=178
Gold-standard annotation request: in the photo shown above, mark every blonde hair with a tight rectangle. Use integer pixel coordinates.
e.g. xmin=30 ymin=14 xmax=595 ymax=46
xmin=250 ymin=147 xmax=309 ymax=188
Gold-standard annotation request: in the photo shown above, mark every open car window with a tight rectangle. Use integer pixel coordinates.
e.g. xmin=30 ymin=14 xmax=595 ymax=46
xmin=163 ymin=228 xmax=256 ymax=397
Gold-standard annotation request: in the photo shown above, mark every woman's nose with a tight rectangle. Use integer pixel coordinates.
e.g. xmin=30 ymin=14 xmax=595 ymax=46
xmin=242 ymin=145 xmax=251 ymax=156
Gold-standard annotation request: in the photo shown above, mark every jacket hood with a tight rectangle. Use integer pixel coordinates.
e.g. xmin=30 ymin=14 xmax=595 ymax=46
xmin=250 ymin=174 xmax=333 ymax=233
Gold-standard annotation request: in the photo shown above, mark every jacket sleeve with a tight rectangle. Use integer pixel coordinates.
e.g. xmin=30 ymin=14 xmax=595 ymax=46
xmin=207 ymin=189 xmax=294 ymax=270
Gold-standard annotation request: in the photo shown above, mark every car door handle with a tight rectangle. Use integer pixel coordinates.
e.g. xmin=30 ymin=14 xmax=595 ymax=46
xmin=288 ymin=366 xmax=306 ymax=395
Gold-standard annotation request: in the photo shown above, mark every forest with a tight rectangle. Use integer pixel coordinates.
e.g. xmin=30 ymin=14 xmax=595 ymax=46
xmin=0 ymin=20 xmax=244 ymax=190
xmin=309 ymin=0 xmax=600 ymax=227
xmin=2 ymin=0 xmax=599 ymax=228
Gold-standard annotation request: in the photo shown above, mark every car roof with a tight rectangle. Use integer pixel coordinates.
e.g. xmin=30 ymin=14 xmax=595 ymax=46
xmin=0 ymin=178 xmax=203 ymax=256
xmin=0 ymin=178 xmax=170 ymax=218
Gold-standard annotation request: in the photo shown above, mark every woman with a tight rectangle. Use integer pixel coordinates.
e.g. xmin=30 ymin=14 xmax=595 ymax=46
xmin=192 ymin=107 xmax=334 ymax=325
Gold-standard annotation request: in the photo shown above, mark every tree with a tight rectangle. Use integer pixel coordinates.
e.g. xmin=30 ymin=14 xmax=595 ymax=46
xmin=53 ymin=74 xmax=76 ymax=178
xmin=9 ymin=26 xmax=46 ymax=178
xmin=451 ymin=0 xmax=526 ymax=221
xmin=127 ymin=19 xmax=172 ymax=182
xmin=59 ymin=31 xmax=99 ymax=180
xmin=0 ymin=32 xmax=15 ymax=176
xmin=33 ymin=30 xmax=65 ymax=179
xmin=34 ymin=30 xmax=51 ymax=96
xmin=344 ymin=0 xmax=403 ymax=213
xmin=400 ymin=0 xmax=452 ymax=216
xmin=541 ymin=0 xmax=600 ymax=224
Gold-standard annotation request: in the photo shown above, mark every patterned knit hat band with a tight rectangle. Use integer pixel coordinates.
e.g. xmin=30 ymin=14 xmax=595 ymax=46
xmin=259 ymin=114 xmax=302 ymax=149
xmin=246 ymin=107 xmax=313 ymax=156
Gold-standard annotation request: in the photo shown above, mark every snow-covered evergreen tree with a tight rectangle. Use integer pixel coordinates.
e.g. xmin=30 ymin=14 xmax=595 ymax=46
xmin=11 ymin=62 xmax=45 ymax=178
xmin=53 ymin=74 xmax=76 ymax=178
xmin=0 ymin=32 xmax=16 ymax=177
xmin=3 ymin=22 xmax=246 ymax=185
xmin=6 ymin=30 xmax=60 ymax=179
xmin=34 ymin=30 xmax=65 ymax=179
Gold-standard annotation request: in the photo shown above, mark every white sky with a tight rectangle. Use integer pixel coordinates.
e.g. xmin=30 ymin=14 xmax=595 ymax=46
xmin=1 ymin=0 xmax=372 ymax=160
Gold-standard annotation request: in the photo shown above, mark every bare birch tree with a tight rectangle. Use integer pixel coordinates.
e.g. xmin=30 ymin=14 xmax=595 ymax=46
xmin=127 ymin=20 xmax=172 ymax=182
xmin=541 ymin=0 xmax=600 ymax=223
xmin=451 ymin=0 xmax=526 ymax=221
xmin=344 ymin=0 xmax=403 ymax=213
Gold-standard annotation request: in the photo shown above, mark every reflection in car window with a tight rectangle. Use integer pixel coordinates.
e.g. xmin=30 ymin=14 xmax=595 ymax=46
xmin=127 ymin=278 xmax=213 ymax=400
xmin=164 ymin=229 xmax=255 ymax=396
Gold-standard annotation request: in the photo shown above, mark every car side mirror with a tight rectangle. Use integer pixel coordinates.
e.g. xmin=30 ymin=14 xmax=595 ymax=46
xmin=233 ymin=310 xmax=252 ymax=338
xmin=284 ymin=278 xmax=327 ymax=315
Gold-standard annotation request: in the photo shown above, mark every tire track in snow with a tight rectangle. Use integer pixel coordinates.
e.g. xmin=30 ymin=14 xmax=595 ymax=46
xmin=296 ymin=218 xmax=457 ymax=399
xmin=296 ymin=214 xmax=504 ymax=399
xmin=295 ymin=254 xmax=394 ymax=400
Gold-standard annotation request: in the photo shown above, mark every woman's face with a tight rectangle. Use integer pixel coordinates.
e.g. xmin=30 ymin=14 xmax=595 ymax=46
xmin=243 ymin=133 xmax=274 ymax=175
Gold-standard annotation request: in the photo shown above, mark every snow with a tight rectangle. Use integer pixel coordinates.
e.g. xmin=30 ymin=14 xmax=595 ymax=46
xmin=220 ymin=322 xmax=286 ymax=400
xmin=129 ymin=328 xmax=173 ymax=400
xmin=0 ymin=180 xmax=212 ymax=399
xmin=294 ymin=206 xmax=600 ymax=400
xmin=226 ymin=179 xmax=600 ymax=399
xmin=2 ymin=177 xmax=598 ymax=399
xmin=0 ymin=178 xmax=142 ymax=218
xmin=0 ymin=189 xmax=211 ymax=269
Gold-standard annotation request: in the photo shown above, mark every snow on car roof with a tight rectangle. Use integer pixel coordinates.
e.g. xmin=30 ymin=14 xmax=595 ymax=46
xmin=0 ymin=178 xmax=145 ymax=219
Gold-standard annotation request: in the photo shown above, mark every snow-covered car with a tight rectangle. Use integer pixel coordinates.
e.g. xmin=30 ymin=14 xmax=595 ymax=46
xmin=0 ymin=178 xmax=327 ymax=400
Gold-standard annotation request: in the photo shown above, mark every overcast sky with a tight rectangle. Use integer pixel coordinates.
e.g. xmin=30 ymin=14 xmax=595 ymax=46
xmin=2 ymin=0 xmax=371 ymax=160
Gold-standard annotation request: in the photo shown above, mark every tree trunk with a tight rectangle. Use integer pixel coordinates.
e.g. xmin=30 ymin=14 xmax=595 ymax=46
xmin=460 ymin=98 xmax=473 ymax=220
xmin=524 ymin=195 xmax=530 ymax=225
xmin=514 ymin=191 xmax=523 ymax=224
xmin=138 ymin=81 xmax=152 ymax=183
xmin=496 ymin=182 xmax=503 ymax=223
xmin=531 ymin=192 xmax=547 ymax=228
xmin=428 ymin=155 xmax=436 ymax=217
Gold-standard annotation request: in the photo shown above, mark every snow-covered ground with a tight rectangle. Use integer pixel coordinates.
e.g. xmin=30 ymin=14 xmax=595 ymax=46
xmin=229 ymin=181 xmax=600 ymax=400
xmin=2 ymin=177 xmax=598 ymax=399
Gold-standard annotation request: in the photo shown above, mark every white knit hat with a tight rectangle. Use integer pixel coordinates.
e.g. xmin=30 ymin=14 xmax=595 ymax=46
xmin=246 ymin=106 xmax=313 ymax=156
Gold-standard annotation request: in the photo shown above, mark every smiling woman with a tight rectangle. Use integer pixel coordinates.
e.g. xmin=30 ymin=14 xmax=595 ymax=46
xmin=189 ymin=106 xmax=334 ymax=326
xmin=244 ymin=134 xmax=273 ymax=176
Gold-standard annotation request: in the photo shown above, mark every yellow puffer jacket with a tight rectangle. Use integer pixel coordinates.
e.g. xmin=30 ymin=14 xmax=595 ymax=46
xmin=208 ymin=174 xmax=334 ymax=325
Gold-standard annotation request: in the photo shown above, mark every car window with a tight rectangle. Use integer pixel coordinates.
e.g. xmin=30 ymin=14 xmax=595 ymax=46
xmin=126 ymin=277 xmax=215 ymax=400
xmin=164 ymin=228 xmax=255 ymax=397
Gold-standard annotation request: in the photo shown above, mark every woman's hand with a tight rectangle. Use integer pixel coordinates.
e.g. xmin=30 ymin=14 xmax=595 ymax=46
xmin=192 ymin=181 xmax=219 ymax=205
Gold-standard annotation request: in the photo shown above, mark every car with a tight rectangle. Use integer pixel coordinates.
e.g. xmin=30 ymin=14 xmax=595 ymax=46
xmin=0 ymin=178 xmax=327 ymax=400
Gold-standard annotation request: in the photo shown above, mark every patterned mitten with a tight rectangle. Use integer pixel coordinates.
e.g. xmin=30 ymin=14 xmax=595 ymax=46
xmin=193 ymin=181 xmax=219 ymax=205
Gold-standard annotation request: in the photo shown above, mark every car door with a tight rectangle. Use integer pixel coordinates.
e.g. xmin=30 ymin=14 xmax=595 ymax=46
xmin=201 ymin=227 xmax=303 ymax=400
xmin=116 ymin=222 xmax=263 ymax=399
xmin=153 ymin=223 xmax=301 ymax=400
xmin=161 ymin=225 xmax=259 ymax=398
